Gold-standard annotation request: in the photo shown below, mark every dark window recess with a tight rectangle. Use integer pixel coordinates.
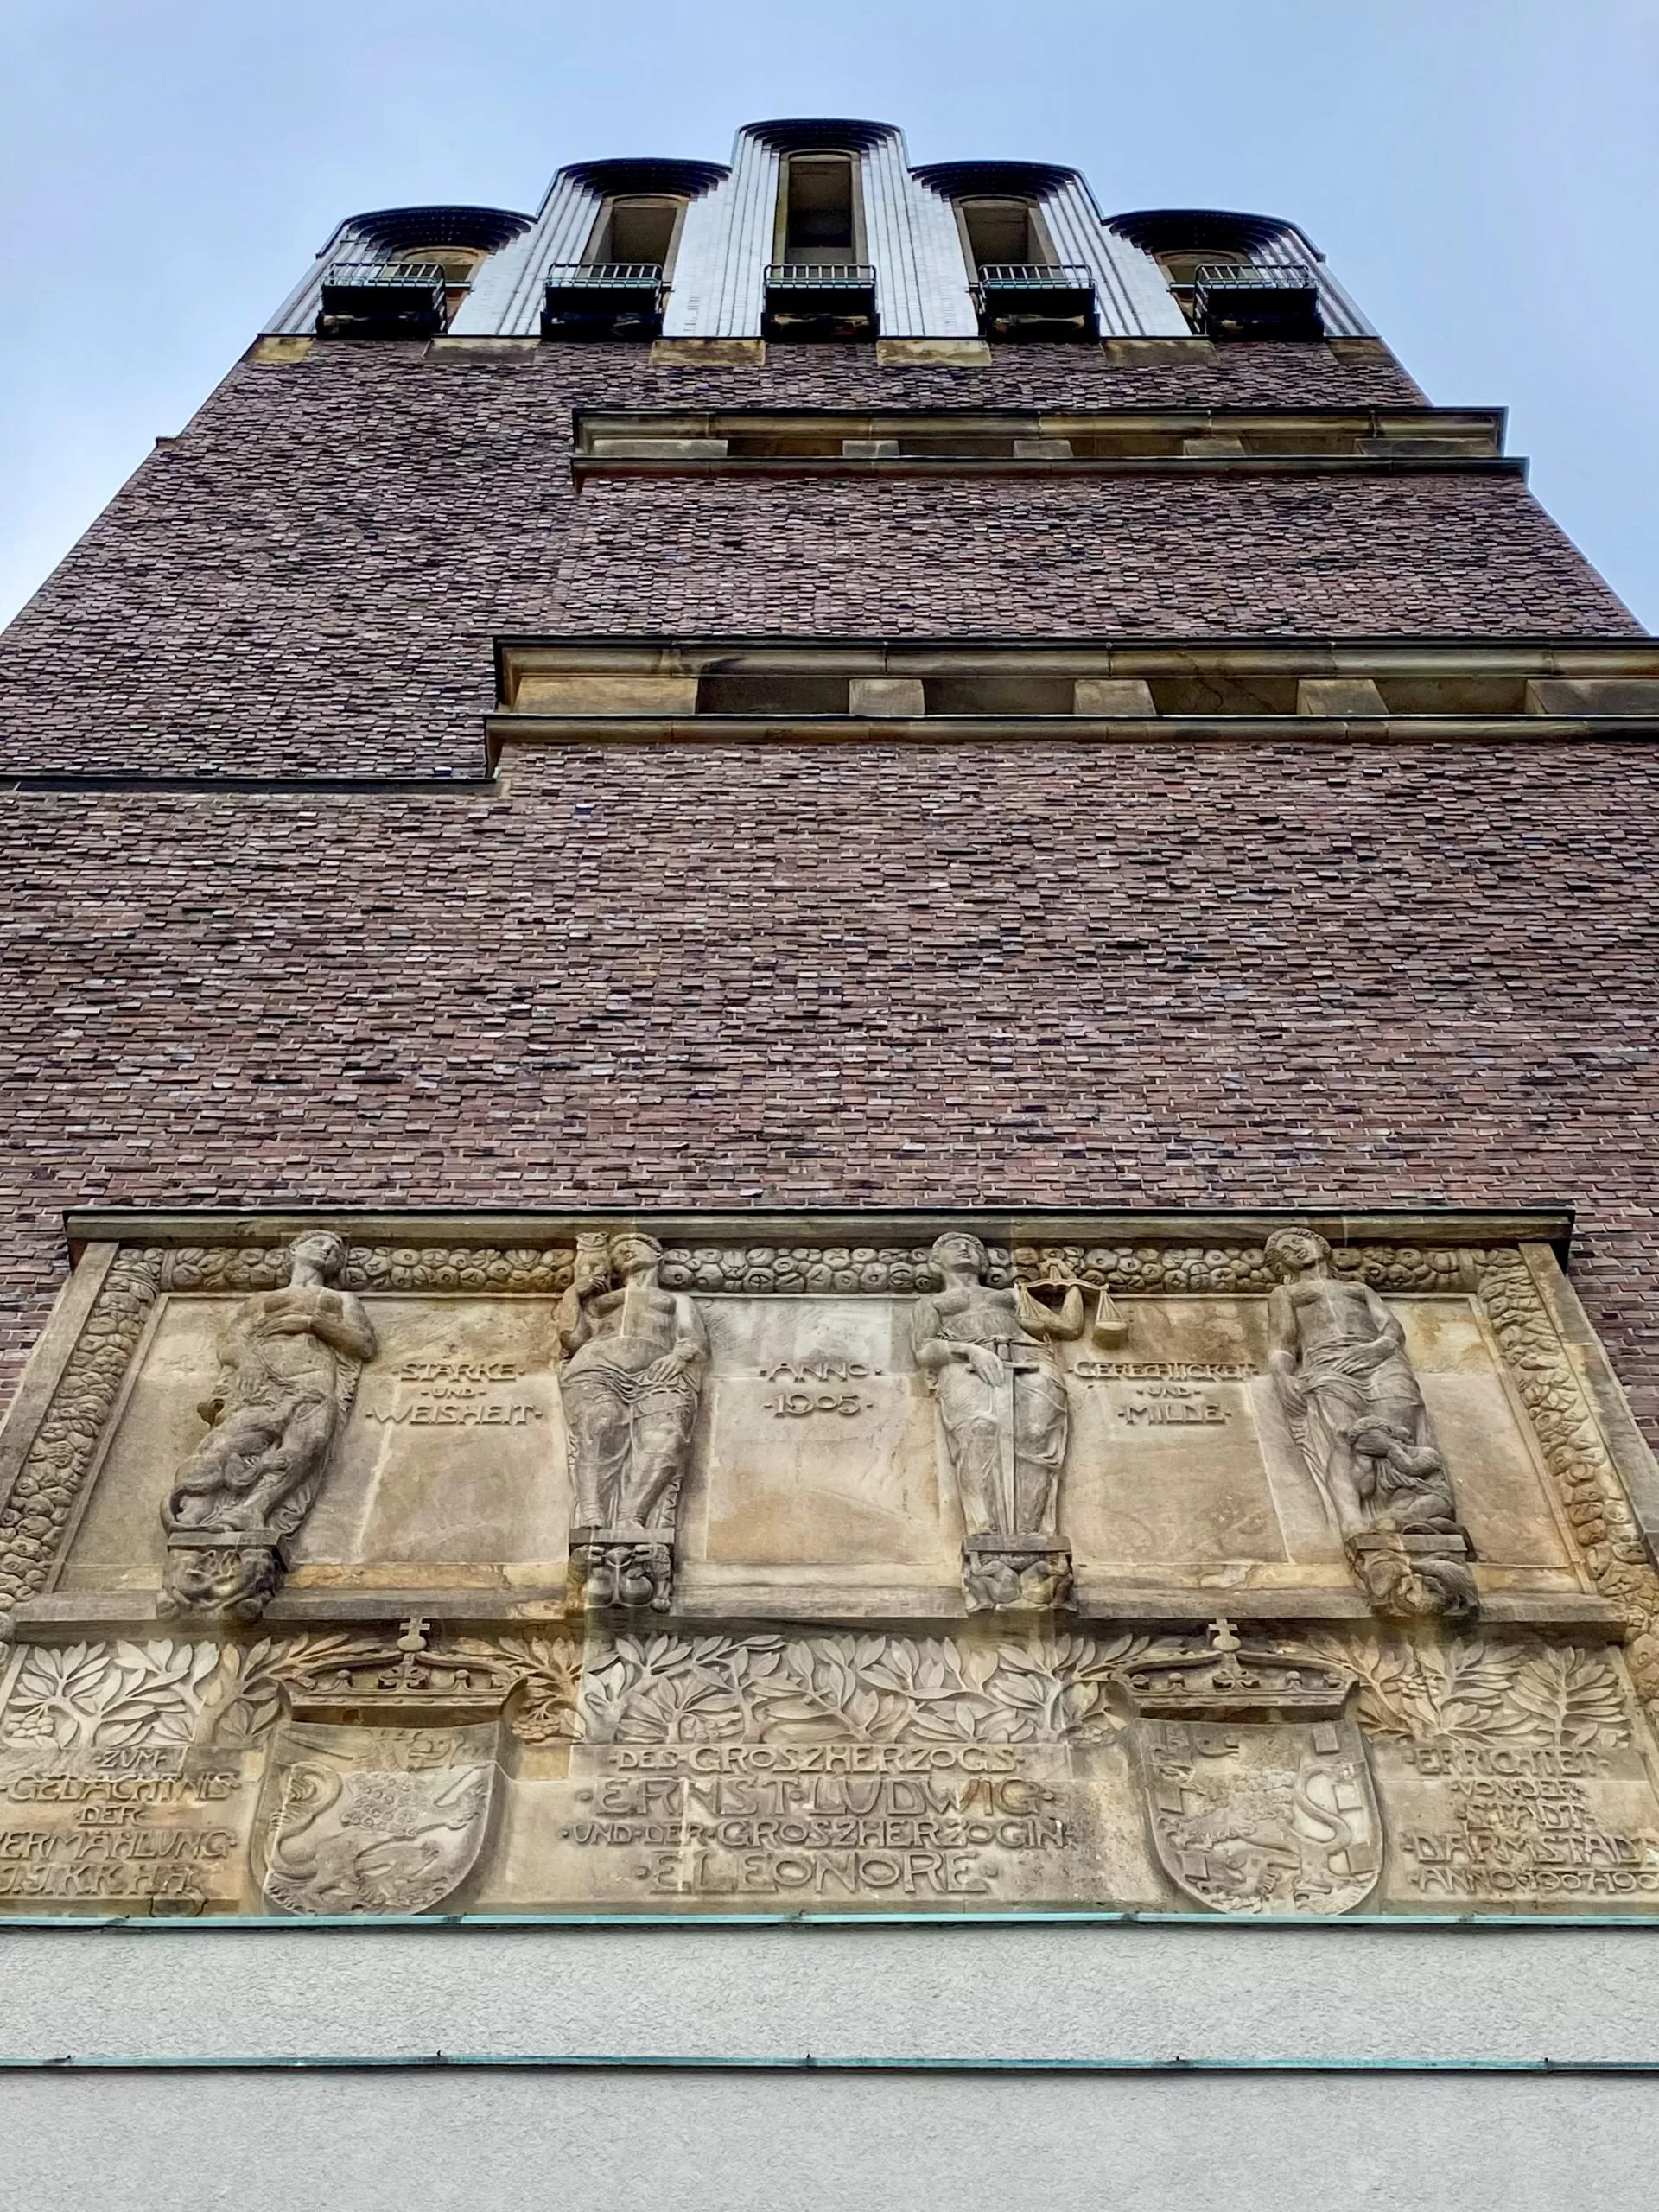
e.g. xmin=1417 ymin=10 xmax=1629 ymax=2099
xmin=924 ymin=677 xmax=1076 ymax=715
xmin=725 ymin=431 xmax=848 ymax=458
xmin=316 ymin=261 xmax=449 ymax=339
xmin=601 ymin=198 xmax=680 ymax=264
xmin=1148 ymin=677 xmax=1301 ymax=717
xmin=1069 ymin=430 xmax=1185 ymax=459
xmin=1192 ymin=264 xmax=1322 ymax=341
xmin=960 ymin=199 xmax=1045 ymax=267
xmin=696 ymin=674 xmax=852 ymax=715
xmin=783 ymin=157 xmax=857 ymax=263
xmin=897 ymin=433 xmax=1019 ymax=459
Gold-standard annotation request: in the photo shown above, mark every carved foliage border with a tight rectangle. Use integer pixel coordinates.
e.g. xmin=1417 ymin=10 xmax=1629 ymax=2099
xmin=1480 ymin=1253 xmax=1659 ymax=1706
xmin=0 ymin=1624 xmax=1637 ymax=1764
xmin=155 ymin=1236 xmax=1479 ymax=1298
xmin=0 ymin=1249 xmax=163 ymax=1619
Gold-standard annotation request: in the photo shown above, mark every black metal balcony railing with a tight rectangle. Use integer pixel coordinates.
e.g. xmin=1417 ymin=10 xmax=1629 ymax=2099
xmin=765 ymin=263 xmax=878 ymax=289
xmin=973 ymin=263 xmax=1093 ymax=289
xmin=762 ymin=264 xmax=879 ymax=342
xmin=546 ymin=262 xmax=667 ymax=291
xmin=316 ymin=261 xmax=449 ymax=338
xmin=542 ymin=263 xmax=667 ymax=340
xmin=1192 ymin=262 xmax=1321 ymax=340
xmin=970 ymin=263 xmax=1096 ymax=342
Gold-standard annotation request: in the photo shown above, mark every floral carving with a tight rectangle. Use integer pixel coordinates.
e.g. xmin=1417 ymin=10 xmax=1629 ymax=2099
xmin=658 ymin=1245 xmax=1014 ymax=1293
xmin=578 ymin=1628 xmax=1158 ymax=1745
xmin=0 ymin=1249 xmax=163 ymax=1618
xmin=1479 ymin=1253 xmax=1659 ymax=1707
xmin=166 ymin=1243 xmax=574 ymax=1293
xmin=1311 ymin=1633 xmax=1633 ymax=1754
xmin=347 ymin=1247 xmax=573 ymax=1293
xmin=0 ymin=1637 xmax=221 ymax=1750
xmin=163 ymin=1248 xmax=290 ymax=1293
xmin=649 ymin=1242 xmax=1478 ymax=1298
xmin=1018 ymin=1243 xmax=1477 ymax=1295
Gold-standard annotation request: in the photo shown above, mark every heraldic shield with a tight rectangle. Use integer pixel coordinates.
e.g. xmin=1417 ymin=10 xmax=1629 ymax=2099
xmin=257 ymin=1719 xmax=500 ymax=1916
xmin=1138 ymin=1711 xmax=1382 ymax=1915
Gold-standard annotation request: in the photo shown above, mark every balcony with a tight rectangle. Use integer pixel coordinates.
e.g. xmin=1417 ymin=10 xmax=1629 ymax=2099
xmin=542 ymin=263 xmax=668 ymax=341
xmin=1192 ymin=262 xmax=1322 ymax=341
xmin=762 ymin=263 xmax=879 ymax=342
xmin=316 ymin=261 xmax=449 ymax=339
xmin=971 ymin=264 xmax=1098 ymax=342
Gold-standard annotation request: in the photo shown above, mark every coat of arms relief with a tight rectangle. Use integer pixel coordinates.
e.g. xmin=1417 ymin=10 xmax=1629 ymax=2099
xmin=0 ymin=1207 xmax=1656 ymax=1917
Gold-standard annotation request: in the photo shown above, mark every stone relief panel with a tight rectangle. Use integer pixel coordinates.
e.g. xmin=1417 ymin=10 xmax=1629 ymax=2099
xmin=257 ymin=1717 xmax=500 ymax=1916
xmin=0 ymin=1213 xmax=1656 ymax=1917
xmin=1264 ymin=1228 xmax=1477 ymax=1619
xmin=0 ymin=1618 xmax=1649 ymax=1916
xmin=158 ymin=1233 xmax=378 ymax=1623
xmin=66 ymin=1292 xmax=567 ymax=1595
xmin=0 ymin=1227 xmax=1605 ymax=1634
xmin=558 ymin=1232 xmax=707 ymax=1612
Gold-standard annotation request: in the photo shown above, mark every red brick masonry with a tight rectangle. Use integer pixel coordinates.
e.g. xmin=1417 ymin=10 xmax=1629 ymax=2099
xmin=3 ymin=742 xmax=1657 ymax=1426
xmin=0 ymin=341 xmax=1631 ymax=779
xmin=1 ymin=340 xmax=1655 ymax=1452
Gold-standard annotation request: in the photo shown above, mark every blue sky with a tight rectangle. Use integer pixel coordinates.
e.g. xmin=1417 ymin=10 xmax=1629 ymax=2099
xmin=3 ymin=0 xmax=1656 ymax=627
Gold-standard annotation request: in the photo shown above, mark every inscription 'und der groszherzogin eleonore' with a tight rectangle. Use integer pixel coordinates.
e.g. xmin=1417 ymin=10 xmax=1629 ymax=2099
xmin=2 ymin=1208 xmax=1657 ymax=1920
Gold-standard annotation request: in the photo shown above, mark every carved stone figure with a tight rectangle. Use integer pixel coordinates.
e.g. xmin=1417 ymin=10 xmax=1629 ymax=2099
xmin=1265 ymin=1227 xmax=1476 ymax=1618
xmin=557 ymin=1230 xmax=707 ymax=1612
xmin=159 ymin=1231 xmax=378 ymax=1623
xmin=911 ymin=1232 xmax=1084 ymax=1610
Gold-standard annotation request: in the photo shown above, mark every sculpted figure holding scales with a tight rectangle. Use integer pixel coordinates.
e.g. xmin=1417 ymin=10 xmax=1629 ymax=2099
xmin=911 ymin=1232 xmax=1084 ymax=1610
xmin=557 ymin=1230 xmax=707 ymax=1611
xmin=1265 ymin=1226 xmax=1476 ymax=1618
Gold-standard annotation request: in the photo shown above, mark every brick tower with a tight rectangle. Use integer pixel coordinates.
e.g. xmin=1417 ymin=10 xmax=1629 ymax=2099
xmin=3 ymin=118 xmax=1659 ymax=2204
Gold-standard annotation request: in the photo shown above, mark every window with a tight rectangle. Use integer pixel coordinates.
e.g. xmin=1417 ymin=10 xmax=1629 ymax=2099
xmin=1153 ymin=245 xmax=1252 ymax=290
xmin=391 ymin=243 xmax=485 ymax=288
xmin=586 ymin=196 xmax=684 ymax=272
xmin=779 ymin=154 xmax=861 ymax=265
xmin=957 ymin=198 xmax=1052 ymax=271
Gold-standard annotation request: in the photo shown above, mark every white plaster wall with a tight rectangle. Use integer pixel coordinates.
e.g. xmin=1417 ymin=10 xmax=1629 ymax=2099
xmin=4 ymin=1922 xmax=1659 ymax=2060
xmin=6 ymin=2070 xmax=1659 ymax=2212
xmin=5 ymin=1923 xmax=1657 ymax=2209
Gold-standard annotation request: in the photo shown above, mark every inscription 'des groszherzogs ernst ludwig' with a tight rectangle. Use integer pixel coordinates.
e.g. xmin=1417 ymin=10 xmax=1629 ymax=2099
xmin=1 ymin=1211 xmax=1657 ymax=1916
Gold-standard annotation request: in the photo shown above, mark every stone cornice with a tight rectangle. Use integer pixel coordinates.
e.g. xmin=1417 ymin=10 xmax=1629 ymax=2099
xmin=67 ymin=1205 xmax=1575 ymax=1262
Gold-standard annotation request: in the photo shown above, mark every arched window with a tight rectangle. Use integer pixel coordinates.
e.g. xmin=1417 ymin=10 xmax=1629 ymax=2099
xmin=1108 ymin=211 xmax=1322 ymax=340
xmin=1151 ymin=244 xmax=1253 ymax=292
xmin=956 ymin=197 xmax=1054 ymax=272
xmin=777 ymin=152 xmax=862 ymax=266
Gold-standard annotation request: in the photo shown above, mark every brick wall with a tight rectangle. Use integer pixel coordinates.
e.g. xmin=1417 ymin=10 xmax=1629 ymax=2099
xmin=3 ymin=741 xmax=1659 ymax=1433
xmin=1 ymin=339 xmax=1627 ymax=781
xmin=2 ymin=334 xmax=1655 ymax=1445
